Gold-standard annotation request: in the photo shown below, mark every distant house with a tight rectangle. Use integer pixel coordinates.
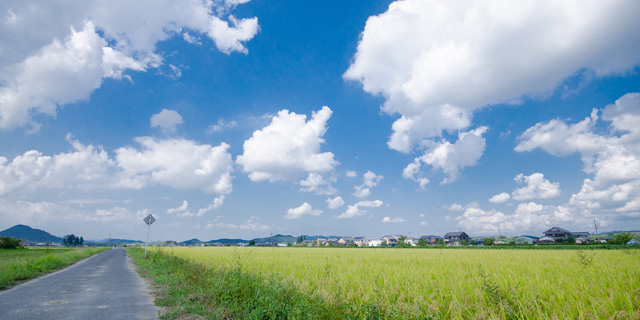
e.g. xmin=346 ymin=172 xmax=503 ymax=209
xmin=368 ymin=239 xmax=383 ymax=247
xmin=420 ymin=235 xmax=443 ymax=245
xmin=338 ymin=237 xmax=355 ymax=246
xmin=628 ymin=239 xmax=639 ymax=245
xmin=353 ymin=237 xmax=368 ymax=247
xmin=381 ymin=235 xmax=399 ymax=246
xmin=538 ymin=236 xmax=556 ymax=244
xmin=543 ymin=227 xmax=590 ymax=241
xmin=516 ymin=235 xmax=539 ymax=244
xmin=444 ymin=232 xmax=469 ymax=246
xmin=473 ymin=238 xmax=484 ymax=246
xmin=595 ymin=237 xmax=610 ymax=243
xmin=575 ymin=237 xmax=591 ymax=244
xmin=404 ymin=237 xmax=419 ymax=247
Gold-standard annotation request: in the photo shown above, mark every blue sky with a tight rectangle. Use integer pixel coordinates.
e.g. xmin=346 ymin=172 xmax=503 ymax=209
xmin=1 ymin=0 xmax=639 ymax=241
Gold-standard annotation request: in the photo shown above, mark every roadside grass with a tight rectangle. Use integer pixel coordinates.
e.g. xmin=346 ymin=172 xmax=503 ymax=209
xmin=150 ymin=246 xmax=640 ymax=319
xmin=127 ymin=247 xmax=375 ymax=320
xmin=0 ymin=247 xmax=108 ymax=289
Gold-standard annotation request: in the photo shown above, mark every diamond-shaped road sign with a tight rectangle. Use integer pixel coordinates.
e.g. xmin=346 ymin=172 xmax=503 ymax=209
xmin=143 ymin=214 xmax=156 ymax=226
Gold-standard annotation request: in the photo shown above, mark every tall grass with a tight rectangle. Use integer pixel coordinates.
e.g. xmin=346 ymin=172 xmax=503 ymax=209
xmin=0 ymin=247 xmax=107 ymax=289
xmin=127 ymin=248 xmax=359 ymax=319
xmin=152 ymin=247 xmax=640 ymax=319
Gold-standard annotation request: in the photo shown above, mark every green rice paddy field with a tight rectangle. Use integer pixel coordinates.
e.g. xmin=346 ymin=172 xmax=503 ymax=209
xmin=152 ymin=247 xmax=640 ymax=319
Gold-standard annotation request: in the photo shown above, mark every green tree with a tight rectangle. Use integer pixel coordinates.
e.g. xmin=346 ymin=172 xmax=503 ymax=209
xmin=483 ymin=237 xmax=495 ymax=246
xmin=418 ymin=237 xmax=426 ymax=247
xmin=247 ymin=240 xmax=256 ymax=246
xmin=0 ymin=236 xmax=23 ymax=249
xmin=613 ymin=233 xmax=633 ymax=245
xmin=397 ymin=236 xmax=407 ymax=248
xmin=437 ymin=238 xmax=444 ymax=246
xmin=63 ymin=234 xmax=84 ymax=247
xmin=461 ymin=240 xmax=468 ymax=246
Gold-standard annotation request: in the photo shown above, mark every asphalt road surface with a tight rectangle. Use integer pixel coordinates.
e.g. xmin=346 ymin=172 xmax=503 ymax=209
xmin=0 ymin=248 xmax=158 ymax=320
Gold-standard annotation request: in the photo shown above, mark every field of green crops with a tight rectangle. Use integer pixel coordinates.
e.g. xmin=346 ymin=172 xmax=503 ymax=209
xmin=151 ymin=247 xmax=640 ymax=319
xmin=0 ymin=247 xmax=107 ymax=289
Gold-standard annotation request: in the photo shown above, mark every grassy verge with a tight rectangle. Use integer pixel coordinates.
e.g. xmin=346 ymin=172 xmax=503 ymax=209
xmin=127 ymin=247 xmax=381 ymax=320
xmin=0 ymin=247 xmax=108 ymax=289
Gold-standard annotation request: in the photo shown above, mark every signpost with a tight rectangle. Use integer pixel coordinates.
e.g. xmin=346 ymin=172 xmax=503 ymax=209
xmin=143 ymin=214 xmax=156 ymax=258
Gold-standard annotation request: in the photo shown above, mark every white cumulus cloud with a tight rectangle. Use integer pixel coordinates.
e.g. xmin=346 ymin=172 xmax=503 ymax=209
xmin=151 ymin=109 xmax=184 ymax=133
xmin=404 ymin=127 xmax=487 ymax=185
xmin=489 ymin=192 xmax=511 ymax=204
xmin=0 ymin=0 xmax=258 ymax=131
xmin=516 ymin=93 xmax=640 ymax=225
xmin=115 ymin=137 xmax=234 ymax=194
xmin=345 ymin=0 xmax=640 ymax=185
xmin=237 ymin=106 xmax=338 ymax=186
xmin=382 ymin=216 xmax=405 ymax=223
xmin=512 ymin=173 xmax=561 ymax=200
xmin=353 ymin=171 xmax=383 ymax=198
xmin=335 ymin=200 xmax=383 ymax=219
xmin=326 ymin=196 xmax=344 ymax=210
xmin=284 ymin=202 xmax=323 ymax=219
xmin=167 ymin=200 xmax=189 ymax=214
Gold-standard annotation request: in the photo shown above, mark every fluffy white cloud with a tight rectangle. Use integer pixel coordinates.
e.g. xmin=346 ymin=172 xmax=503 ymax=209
xmin=382 ymin=216 xmax=405 ymax=223
xmin=0 ymin=0 xmax=258 ymax=130
xmin=404 ymin=127 xmax=487 ymax=185
xmin=512 ymin=173 xmax=561 ymax=200
xmin=335 ymin=200 xmax=383 ymax=219
xmin=517 ymin=93 xmax=640 ymax=223
xmin=237 ymin=106 xmax=338 ymax=184
xmin=151 ymin=109 xmax=184 ymax=133
xmin=167 ymin=200 xmax=189 ymax=214
xmin=346 ymin=0 xmax=640 ymax=185
xmin=456 ymin=202 xmax=578 ymax=234
xmin=489 ymin=192 xmax=511 ymax=204
xmin=299 ymin=173 xmax=337 ymax=195
xmin=0 ymin=134 xmax=114 ymax=195
xmin=116 ymin=137 xmax=234 ymax=194
xmin=353 ymin=171 xmax=383 ymax=198
xmin=326 ymin=196 xmax=344 ymax=210
xmin=345 ymin=0 xmax=640 ymax=150
xmin=345 ymin=170 xmax=357 ymax=178
xmin=196 ymin=195 xmax=226 ymax=216
xmin=284 ymin=202 xmax=322 ymax=219
xmin=0 ymin=135 xmax=234 ymax=196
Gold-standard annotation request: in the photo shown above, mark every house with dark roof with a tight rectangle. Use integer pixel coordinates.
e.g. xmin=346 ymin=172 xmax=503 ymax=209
xmin=444 ymin=232 xmax=469 ymax=246
xmin=420 ymin=235 xmax=443 ymax=245
xmin=543 ymin=227 xmax=590 ymax=241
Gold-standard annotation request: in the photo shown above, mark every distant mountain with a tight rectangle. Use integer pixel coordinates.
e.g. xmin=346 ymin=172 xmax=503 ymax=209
xmin=251 ymin=234 xmax=296 ymax=244
xmin=180 ymin=238 xmax=203 ymax=245
xmin=86 ymin=238 xmax=144 ymax=244
xmin=206 ymin=238 xmax=248 ymax=245
xmin=0 ymin=224 xmax=63 ymax=243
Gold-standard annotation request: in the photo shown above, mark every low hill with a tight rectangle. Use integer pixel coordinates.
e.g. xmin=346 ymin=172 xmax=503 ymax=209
xmin=0 ymin=224 xmax=63 ymax=243
xmin=86 ymin=238 xmax=144 ymax=245
xmin=180 ymin=238 xmax=203 ymax=245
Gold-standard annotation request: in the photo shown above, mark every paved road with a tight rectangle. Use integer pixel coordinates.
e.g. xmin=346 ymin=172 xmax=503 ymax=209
xmin=0 ymin=248 xmax=158 ymax=320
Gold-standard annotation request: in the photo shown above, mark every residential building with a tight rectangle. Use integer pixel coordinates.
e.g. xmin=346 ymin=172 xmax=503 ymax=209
xmin=444 ymin=232 xmax=469 ymax=246
xmin=516 ymin=235 xmax=539 ymax=244
xmin=420 ymin=235 xmax=443 ymax=245
xmin=338 ymin=237 xmax=355 ymax=246
xmin=353 ymin=237 xmax=368 ymax=247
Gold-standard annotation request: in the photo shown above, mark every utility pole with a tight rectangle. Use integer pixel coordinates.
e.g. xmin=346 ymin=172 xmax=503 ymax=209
xmin=108 ymin=234 xmax=111 ymax=247
xmin=593 ymin=220 xmax=598 ymax=235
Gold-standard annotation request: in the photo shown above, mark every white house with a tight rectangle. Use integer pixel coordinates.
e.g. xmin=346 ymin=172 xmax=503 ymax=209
xmin=368 ymin=239 xmax=383 ymax=247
